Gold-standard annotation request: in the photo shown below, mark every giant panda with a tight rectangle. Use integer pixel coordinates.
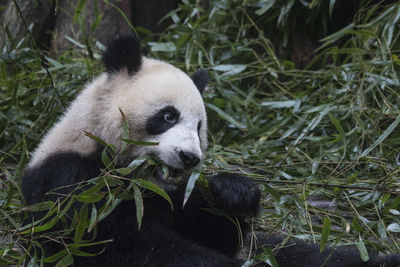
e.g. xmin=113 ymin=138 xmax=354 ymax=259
xmin=22 ymin=35 xmax=260 ymax=267
xmin=22 ymin=36 xmax=400 ymax=267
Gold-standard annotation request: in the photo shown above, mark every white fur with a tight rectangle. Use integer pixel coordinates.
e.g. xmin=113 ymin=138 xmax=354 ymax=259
xmin=29 ymin=58 xmax=207 ymax=171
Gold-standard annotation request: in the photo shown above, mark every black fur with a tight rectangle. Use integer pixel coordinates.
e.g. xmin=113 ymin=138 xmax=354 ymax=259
xmin=191 ymin=69 xmax=209 ymax=93
xmin=22 ymin=154 xmax=260 ymax=266
xmin=145 ymin=105 xmax=180 ymax=135
xmin=258 ymin=235 xmax=400 ymax=267
xmin=22 ymin=152 xmax=102 ymax=205
xmin=102 ymin=35 xmax=142 ymax=75
xmin=208 ymin=173 xmax=260 ymax=216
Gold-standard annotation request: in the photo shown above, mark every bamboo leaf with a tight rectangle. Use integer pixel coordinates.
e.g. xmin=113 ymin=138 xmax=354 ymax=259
xmin=183 ymin=165 xmax=203 ymax=207
xmin=205 ymin=103 xmax=246 ymax=129
xmin=387 ymin=223 xmax=400 ymax=233
xmin=127 ymin=155 xmax=149 ymax=169
xmin=320 ymin=217 xmax=331 ymax=252
xmin=261 ymin=100 xmax=298 ymax=109
xmin=88 ymin=205 xmax=98 ymax=232
xmin=132 ymin=184 xmax=144 ymax=229
xmin=212 ymin=64 xmax=247 ymax=76
xmin=74 ymin=204 xmax=89 ymax=243
xmin=44 ymin=249 xmax=68 ymax=263
xmin=134 ymin=179 xmax=173 ymax=209
xmin=329 ymin=0 xmax=336 ymax=18
xmin=359 ymin=115 xmax=400 ymax=158
xmin=255 ymin=0 xmax=275 ymax=16
xmin=355 ymin=236 xmax=369 ymax=262
xmin=76 ymin=193 xmax=104 ymax=203
xmin=119 ymin=108 xmax=130 ymax=151
xmin=120 ymin=139 xmax=159 ymax=146
xmin=55 ymin=254 xmax=73 ymax=267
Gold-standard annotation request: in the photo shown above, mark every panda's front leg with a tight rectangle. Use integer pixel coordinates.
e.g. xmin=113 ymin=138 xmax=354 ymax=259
xmin=207 ymin=173 xmax=261 ymax=217
xmin=172 ymin=173 xmax=260 ymax=258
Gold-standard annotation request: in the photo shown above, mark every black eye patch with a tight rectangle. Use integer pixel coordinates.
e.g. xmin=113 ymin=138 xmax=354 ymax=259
xmin=145 ymin=106 xmax=180 ymax=135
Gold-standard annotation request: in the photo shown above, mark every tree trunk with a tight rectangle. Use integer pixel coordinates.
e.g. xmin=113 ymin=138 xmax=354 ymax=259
xmin=0 ymin=0 xmax=52 ymax=51
xmin=0 ymin=0 xmax=180 ymax=55
xmin=50 ymin=0 xmax=132 ymax=55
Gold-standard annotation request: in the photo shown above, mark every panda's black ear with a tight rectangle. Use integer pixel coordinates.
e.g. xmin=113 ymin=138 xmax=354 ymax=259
xmin=102 ymin=35 xmax=142 ymax=75
xmin=191 ymin=69 xmax=209 ymax=94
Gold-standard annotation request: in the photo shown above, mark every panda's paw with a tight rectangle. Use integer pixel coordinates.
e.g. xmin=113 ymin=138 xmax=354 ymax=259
xmin=207 ymin=174 xmax=260 ymax=216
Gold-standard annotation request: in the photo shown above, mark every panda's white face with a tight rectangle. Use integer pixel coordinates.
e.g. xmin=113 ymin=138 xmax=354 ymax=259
xmin=104 ymin=58 xmax=207 ymax=170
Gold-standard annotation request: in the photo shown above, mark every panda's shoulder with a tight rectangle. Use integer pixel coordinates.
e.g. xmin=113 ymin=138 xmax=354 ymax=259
xmin=22 ymin=152 xmax=103 ymax=204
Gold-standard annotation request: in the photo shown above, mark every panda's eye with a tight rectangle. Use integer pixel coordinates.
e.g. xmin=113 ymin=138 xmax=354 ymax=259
xmin=163 ymin=112 xmax=177 ymax=124
xmin=146 ymin=106 xmax=180 ymax=135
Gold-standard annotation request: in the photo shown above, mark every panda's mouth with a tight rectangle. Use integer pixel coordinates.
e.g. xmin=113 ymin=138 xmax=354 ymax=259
xmin=155 ymin=165 xmax=189 ymax=184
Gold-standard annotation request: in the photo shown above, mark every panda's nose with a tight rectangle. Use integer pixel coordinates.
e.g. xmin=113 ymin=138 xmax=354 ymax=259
xmin=179 ymin=151 xmax=200 ymax=169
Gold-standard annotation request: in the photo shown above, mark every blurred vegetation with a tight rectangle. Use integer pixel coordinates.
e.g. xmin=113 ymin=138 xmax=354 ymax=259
xmin=1 ymin=0 xmax=400 ymax=266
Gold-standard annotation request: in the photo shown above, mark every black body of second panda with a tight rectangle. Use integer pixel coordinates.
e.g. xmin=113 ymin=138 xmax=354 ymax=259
xmin=22 ymin=36 xmax=400 ymax=267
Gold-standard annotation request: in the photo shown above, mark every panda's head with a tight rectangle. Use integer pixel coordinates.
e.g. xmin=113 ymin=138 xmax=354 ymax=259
xmin=100 ymin=36 xmax=209 ymax=172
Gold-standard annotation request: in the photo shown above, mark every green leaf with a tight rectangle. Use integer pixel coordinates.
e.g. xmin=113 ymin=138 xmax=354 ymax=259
xmin=79 ymin=180 xmax=105 ymax=195
xmin=134 ymin=179 xmax=173 ymax=209
xmin=260 ymin=100 xmax=298 ymax=109
xmin=121 ymin=138 xmax=159 ymax=146
xmin=74 ymin=204 xmax=88 ymax=243
xmin=255 ymin=0 xmax=275 ymax=16
xmin=20 ymin=197 xmax=75 ymax=233
xmin=328 ymin=113 xmax=345 ymax=142
xmin=185 ymin=44 xmax=193 ymax=71
xmin=148 ymin=42 xmax=176 ymax=52
xmin=88 ymin=205 xmax=98 ymax=232
xmin=55 ymin=254 xmax=73 ymax=267
xmin=262 ymin=184 xmax=281 ymax=200
xmin=116 ymin=167 xmax=133 ymax=176
xmin=255 ymin=247 xmax=279 ymax=267
xmin=119 ymin=108 xmax=130 ymax=151
xmin=44 ymin=249 xmax=68 ymax=263
xmin=132 ymin=184 xmax=144 ymax=229
xmin=320 ymin=23 xmax=355 ymax=49
xmin=25 ymin=201 xmax=54 ymax=212
xmin=320 ymin=217 xmax=331 ymax=252
xmin=101 ymin=149 xmax=113 ymax=168
xmin=389 ymin=209 xmax=400 ymax=215
xmin=359 ymin=115 xmax=400 ymax=158
xmin=70 ymin=248 xmax=101 ymax=257
xmin=205 ymin=103 xmax=246 ymax=129
xmin=20 ymin=217 xmax=58 ymax=234
xmin=76 ymin=192 xmax=104 ymax=203
xmin=85 ymin=132 xmax=115 ymax=152
xmin=293 ymin=107 xmax=332 ymax=145
xmin=97 ymin=196 xmax=121 ymax=222
xmin=377 ymin=221 xmax=387 ymax=240
xmin=387 ymin=223 xmax=400 ymax=233
xmin=352 ymin=216 xmax=361 ymax=233
xmin=68 ymin=239 xmax=113 ymax=248
xmin=212 ymin=64 xmax=247 ymax=76
xmin=329 ymin=0 xmax=336 ymax=18
xmin=183 ymin=165 xmax=203 ymax=207
xmin=355 ymin=236 xmax=369 ymax=262
xmin=128 ymin=155 xmax=149 ymax=169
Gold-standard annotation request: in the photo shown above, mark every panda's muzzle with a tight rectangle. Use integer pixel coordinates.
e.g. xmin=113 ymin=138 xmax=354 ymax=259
xmin=179 ymin=151 xmax=200 ymax=169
